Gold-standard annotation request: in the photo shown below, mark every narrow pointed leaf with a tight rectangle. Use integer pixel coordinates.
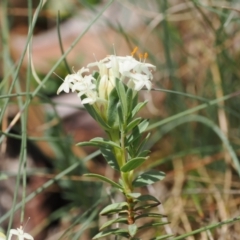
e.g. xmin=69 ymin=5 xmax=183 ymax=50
xmin=100 ymin=217 xmax=128 ymax=230
xmin=135 ymin=213 xmax=166 ymax=220
xmin=126 ymin=192 xmax=141 ymax=199
xmin=121 ymin=157 xmax=146 ymax=172
xmin=138 ymin=221 xmax=170 ymax=230
xmin=107 ymin=88 xmax=119 ymax=128
xmin=135 ymin=194 xmax=161 ymax=210
xmin=84 ymin=174 xmax=122 ymax=190
xmin=137 ymin=194 xmax=160 ymax=203
xmin=100 ymin=147 xmax=120 ymax=171
xmin=126 ymin=87 xmax=134 ymax=114
xmin=117 ymin=102 xmax=124 ymax=127
xmin=136 ymin=119 xmax=149 ymax=134
xmin=150 ymin=234 xmax=174 ymax=240
xmin=115 ymin=78 xmax=128 ymax=120
xmin=136 ymin=132 xmax=151 ymax=153
xmin=133 ymin=170 xmax=166 ymax=188
xmin=128 ymin=224 xmax=138 ymax=237
xmin=127 ymin=119 xmax=149 ymax=143
xmin=135 ymin=202 xmax=160 ymax=211
xmin=93 ymin=228 xmax=129 ymax=239
xmin=77 ymin=137 xmax=121 ymax=149
xmin=100 ymin=202 xmax=128 ymax=215
xmin=137 ymin=150 xmax=150 ymax=158
xmin=132 ymin=100 xmax=148 ymax=117
xmin=126 ymin=117 xmax=142 ymax=133
xmin=76 ymin=141 xmax=101 ymax=147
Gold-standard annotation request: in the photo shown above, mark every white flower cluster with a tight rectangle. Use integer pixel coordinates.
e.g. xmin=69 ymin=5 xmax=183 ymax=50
xmin=7 ymin=226 xmax=33 ymax=240
xmin=57 ymin=53 xmax=156 ymax=105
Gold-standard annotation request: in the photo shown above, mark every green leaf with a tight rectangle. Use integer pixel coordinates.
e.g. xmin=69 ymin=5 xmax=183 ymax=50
xmin=100 ymin=147 xmax=120 ymax=171
xmin=77 ymin=137 xmax=121 ymax=149
xmin=107 ymin=88 xmax=119 ymax=128
xmin=135 ymin=194 xmax=160 ymax=211
xmin=137 ymin=194 xmax=160 ymax=203
xmin=137 ymin=150 xmax=150 ymax=158
xmin=93 ymin=228 xmax=129 ymax=239
xmin=133 ymin=170 xmax=166 ymax=188
xmin=136 ymin=119 xmax=149 ymax=133
xmin=100 ymin=202 xmax=128 ymax=215
xmin=115 ymin=78 xmax=128 ymax=120
xmin=126 ymin=87 xmax=134 ymax=113
xmin=125 ymin=117 xmax=142 ymax=133
xmin=150 ymin=234 xmax=174 ymax=240
xmin=138 ymin=221 xmax=170 ymax=230
xmin=132 ymin=100 xmax=148 ymax=117
xmin=135 ymin=202 xmax=160 ymax=211
xmin=136 ymin=132 xmax=151 ymax=154
xmin=128 ymin=224 xmax=138 ymax=237
xmin=127 ymin=119 xmax=149 ymax=143
xmin=100 ymin=217 xmax=128 ymax=230
xmin=126 ymin=192 xmax=141 ymax=199
xmin=117 ymin=102 xmax=124 ymax=127
xmin=76 ymin=141 xmax=100 ymax=147
xmin=121 ymin=157 xmax=146 ymax=172
xmin=84 ymin=173 xmax=122 ymax=190
xmin=135 ymin=213 xmax=166 ymax=220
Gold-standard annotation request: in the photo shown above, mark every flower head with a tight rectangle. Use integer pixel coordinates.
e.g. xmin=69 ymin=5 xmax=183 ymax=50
xmin=57 ymin=50 xmax=155 ymax=105
xmin=8 ymin=226 xmax=33 ymax=240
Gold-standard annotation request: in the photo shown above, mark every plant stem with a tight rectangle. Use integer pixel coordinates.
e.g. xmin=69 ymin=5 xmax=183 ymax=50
xmin=173 ymin=216 xmax=240 ymax=240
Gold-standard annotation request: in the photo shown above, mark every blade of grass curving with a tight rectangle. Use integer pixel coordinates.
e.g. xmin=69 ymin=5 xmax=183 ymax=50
xmin=20 ymin=0 xmax=33 ymax=225
xmin=150 ymin=87 xmax=210 ymax=103
xmin=147 ymin=90 xmax=240 ymax=131
xmin=172 ymin=215 xmax=240 ymax=239
xmin=148 ymin=114 xmax=240 ymax=176
xmin=148 ymin=145 xmax=223 ymax=170
xmin=0 ymin=92 xmax=34 ymax=99
xmin=159 ymin=0 xmax=184 ymax=102
xmin=0 ymin=131 xmax=72 ymax=142
xmin=57 ymin=11 xmax=71 ymax=74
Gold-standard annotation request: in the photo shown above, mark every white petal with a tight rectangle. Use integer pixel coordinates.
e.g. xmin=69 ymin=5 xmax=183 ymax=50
xmin=77 ymin=67 xmax=89 ymax=75
xmin=23 ymin=233 xmax=33 ymax=240
xmin=9 ymin=229 xmax=19 ymax=235
xmin=57 ymin=82 xmax=71 ymax=94
xmin=81 ymin=98 xmax=95 ymax=104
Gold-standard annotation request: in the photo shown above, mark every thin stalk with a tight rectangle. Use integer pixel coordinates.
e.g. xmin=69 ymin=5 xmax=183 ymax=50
xmin=173 ymin=215 xmax=240 ymax=240
xmin=0 ymin=0 xmax=12 ymax=154
xmin=147 ymin=90 xmax=240 ymax=131
xmin=57 ymin=11 xmax=71 ymax=74
xmin=6 ymin=71 xmax=26 ymax=234
xmin=19 ymin=0 xmax=33 ymax=225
